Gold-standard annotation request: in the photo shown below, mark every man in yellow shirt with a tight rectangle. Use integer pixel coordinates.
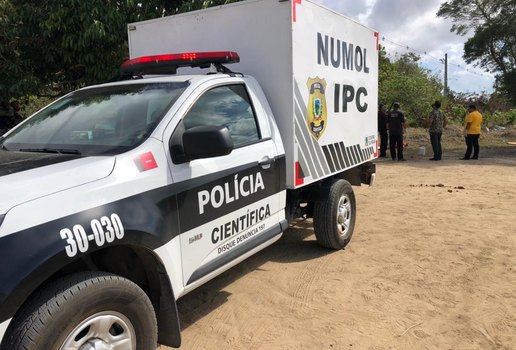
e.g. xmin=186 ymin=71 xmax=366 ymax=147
xmin=461 ymin=104 xmax=483 ymax=160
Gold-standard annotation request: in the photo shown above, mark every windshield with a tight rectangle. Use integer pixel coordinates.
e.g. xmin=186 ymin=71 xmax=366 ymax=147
xmin=1 ymin=82 xmax=189 ymax=155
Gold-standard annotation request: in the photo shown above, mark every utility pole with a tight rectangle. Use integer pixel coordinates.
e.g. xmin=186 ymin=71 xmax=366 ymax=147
xmin=444 ymin=53 xmax=448 ymax=96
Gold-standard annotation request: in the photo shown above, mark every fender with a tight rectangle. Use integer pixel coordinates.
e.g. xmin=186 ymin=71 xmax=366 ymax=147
xmin=0 ymin=238 xmax=182 ymax=347
xmin=135 ymin=247 xmax=182 ymax=347
xmin=0 ymin=188 xmax=180 ymax=325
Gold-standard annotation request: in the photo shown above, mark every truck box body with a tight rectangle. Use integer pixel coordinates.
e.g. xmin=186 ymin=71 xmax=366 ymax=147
xmin=128 ymin=0 xmax=379 ymax=188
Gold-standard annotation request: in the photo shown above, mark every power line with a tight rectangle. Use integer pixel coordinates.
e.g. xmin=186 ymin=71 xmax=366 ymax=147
xmin=381 ymin=36 xmax=442 ymax=62
xmin=379 ymin=36 xmax=493 ymax=79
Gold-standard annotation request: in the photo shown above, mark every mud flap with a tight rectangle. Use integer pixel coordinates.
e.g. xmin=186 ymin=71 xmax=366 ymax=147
xmin=156 ymin=272 xmax=182 ymax=348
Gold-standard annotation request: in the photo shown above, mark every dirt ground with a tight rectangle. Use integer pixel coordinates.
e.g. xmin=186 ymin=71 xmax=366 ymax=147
xmin=162 ymin=144 xmax=516 ymax=350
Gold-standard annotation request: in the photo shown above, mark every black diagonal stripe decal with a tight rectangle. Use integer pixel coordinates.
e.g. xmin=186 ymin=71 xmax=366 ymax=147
xmin=322 ymin=146 xmax=336 ymax=173
xmin=333 ymin=143 xmax=346 ymax=170
xmin=353 ymin=145 xmax=362 ymax=163
xmin=328 ymin=144 xmax=340 ymax=171
xmin=339 ymin=142 xmax=350 ymax=167
xmin=348 ymin=146 xmax=357 ymax=164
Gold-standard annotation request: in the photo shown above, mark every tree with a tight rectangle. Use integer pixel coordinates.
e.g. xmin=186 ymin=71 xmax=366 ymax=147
xmin=0 ymin=0 xmax=32 ymax=100
xmin=437 ymin=0 xmax=516 ymax=104
xmin=0 ymin=0 xmax=240 ymax=100
xmin=379 ymin=50 xmax=444 ymax=127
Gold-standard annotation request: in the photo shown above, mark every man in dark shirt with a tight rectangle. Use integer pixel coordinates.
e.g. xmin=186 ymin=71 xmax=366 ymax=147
xmin=0 ymin=100 xmax=14 ymax=135
xmin=10 ymin=100 xmax=24 ymax=125
xmin=386 ymin=102 xmax=407 ymax=161
xmin=378 ymin=104 xmax=388 ymax=157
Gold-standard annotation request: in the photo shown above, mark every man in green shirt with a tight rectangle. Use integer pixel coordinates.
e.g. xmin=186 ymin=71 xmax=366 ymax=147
xmin=427 ymin=100 xmax=447 ymax=161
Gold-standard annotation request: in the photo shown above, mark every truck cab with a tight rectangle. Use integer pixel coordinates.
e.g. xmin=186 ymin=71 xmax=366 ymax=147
xmin=0 ymin=53 xmax=292 ymax=349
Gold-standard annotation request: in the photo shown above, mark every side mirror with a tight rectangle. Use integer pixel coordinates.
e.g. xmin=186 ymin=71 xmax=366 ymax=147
xmin=182 ymin=125 xmax=233 ymax=161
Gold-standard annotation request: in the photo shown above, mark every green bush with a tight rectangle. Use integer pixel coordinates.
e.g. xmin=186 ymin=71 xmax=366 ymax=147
xmin=446 ymin=104 xmax=468 ymax=125
xmin=484 ymin=109 xmax=516 ymax=126
xmin=17 ymin=95 xmax=55 ymax=117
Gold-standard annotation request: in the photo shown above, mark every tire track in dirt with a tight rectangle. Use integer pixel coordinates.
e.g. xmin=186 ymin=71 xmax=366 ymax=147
xmin=287 ymin=253 xmax=333 ymax=316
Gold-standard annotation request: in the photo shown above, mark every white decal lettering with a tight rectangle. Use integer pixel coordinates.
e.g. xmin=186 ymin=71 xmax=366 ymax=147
xmin=234 ymin=174 xmax=240 ymax=201
xmin=60 ymin=213 xmax=125 ymax=258
xmin=60 ymin=228 xmax=77 ymax=257
xmin=254 ymin=172 xmax=265 ymax=192
xmin=211 ymin=185 xmax=224 ymax=209
xmin=240 ymin=175 xmax=250 ymax=197
xmin=197 ymin=172 xmax=267 ymax=215
xmin=198 ymin=190 xmax=210 ymax=215
xmin=73 ymin=224 xmax=89 ymax=253
xmin=211 ymin=204 xmax=271 ymax=244
xmin=224 ymin=182 xmax=235 ymax=204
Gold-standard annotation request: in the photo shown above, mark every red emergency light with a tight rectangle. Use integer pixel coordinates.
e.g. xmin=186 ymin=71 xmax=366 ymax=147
xmin=120 ymin=51 xmax=240 ymax=75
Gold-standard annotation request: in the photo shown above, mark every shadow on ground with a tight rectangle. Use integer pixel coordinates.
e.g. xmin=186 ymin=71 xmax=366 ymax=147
xmin=176 ymin=219 xmax=334 ymax=331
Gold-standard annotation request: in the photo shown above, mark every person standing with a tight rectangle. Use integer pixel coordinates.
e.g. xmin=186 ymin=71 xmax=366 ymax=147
xmin=378 ymin=104 xmax=388 ymax=157
xmin=10 ymin=100 xmax=24 ymax=125
xmin=0 ymin=100 xmax=14 ymax=135
xmin=427 ymin=100 xmax=447 ymax=161
xmin=461 ymin=104 xmax=483 ymax=160
xmin=387 ymin=102 xmax=407 ymax=161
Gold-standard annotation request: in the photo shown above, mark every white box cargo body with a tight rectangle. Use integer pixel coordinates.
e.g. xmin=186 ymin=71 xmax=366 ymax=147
xmin=128 ymin=0 xmax=379 ymax=188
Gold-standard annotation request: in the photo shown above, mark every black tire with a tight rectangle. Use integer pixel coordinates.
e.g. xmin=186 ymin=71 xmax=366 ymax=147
xmin=313 ymin=179 xmax=356 ymax=249
xmin=2 ymin=271 xmax=157 ymax=350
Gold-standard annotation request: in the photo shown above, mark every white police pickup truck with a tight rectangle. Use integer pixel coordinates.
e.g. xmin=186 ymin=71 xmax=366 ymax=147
xmin=0 ymin=0 xmax=377 ymax=348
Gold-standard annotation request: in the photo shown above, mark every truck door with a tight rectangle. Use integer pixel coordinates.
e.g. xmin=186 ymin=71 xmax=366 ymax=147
xmin=166 ymin=80 xmax=286 ymax=288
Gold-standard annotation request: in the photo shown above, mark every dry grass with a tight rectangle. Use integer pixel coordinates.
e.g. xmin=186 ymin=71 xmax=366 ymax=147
xmin=403 ymin=124 xmax=516 ymax=157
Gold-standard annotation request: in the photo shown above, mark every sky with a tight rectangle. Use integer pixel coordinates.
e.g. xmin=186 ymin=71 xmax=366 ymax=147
xmin=313 ymin=0 xmax=495 ymax=95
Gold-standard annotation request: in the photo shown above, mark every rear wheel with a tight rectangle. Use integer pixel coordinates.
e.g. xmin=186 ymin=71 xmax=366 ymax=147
xmin=3 ymin=271 xmax=157 ymax=350
xmin=313 ymin=179 xmax=356 ymax=249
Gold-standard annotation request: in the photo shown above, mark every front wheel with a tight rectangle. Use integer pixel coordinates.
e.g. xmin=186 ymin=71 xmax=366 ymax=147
xmin=2 ymin=271 xmax=157 ymax=350
xmin=313 ymin=179 xmax=356 ymax=249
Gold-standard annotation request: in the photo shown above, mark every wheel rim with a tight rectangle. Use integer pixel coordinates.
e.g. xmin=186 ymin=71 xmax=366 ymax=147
xmin=336 ymin=194 xmax=352 ymax=238
xmin=59 ymin=311 xmax=136 ymax=350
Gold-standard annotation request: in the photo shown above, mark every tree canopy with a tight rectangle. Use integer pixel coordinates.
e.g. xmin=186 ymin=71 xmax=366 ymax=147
xmin=379 ymin=49 xmax=443 ymax=127
xmin=1 ymin=0 xmax=513 ymax=123
xmin=0 ymin=0 xmax=238 ymax=99
xmin=437 ymin=0 xmax=516 ymax=103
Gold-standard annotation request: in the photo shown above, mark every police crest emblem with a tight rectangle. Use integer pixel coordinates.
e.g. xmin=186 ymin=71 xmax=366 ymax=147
xmin=306 ymin=77 xmax=327 ymax=140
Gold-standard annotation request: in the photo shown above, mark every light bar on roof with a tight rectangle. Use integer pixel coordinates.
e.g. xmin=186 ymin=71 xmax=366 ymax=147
xmin=120 ymin=51 xmax=240 ymax=75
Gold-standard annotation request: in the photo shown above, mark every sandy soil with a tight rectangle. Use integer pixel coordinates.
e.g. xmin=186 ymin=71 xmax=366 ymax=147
xmin=162 ymin=147 xmax=516 ymax=350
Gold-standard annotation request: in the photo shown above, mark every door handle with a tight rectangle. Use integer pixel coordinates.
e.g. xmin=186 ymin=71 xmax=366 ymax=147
xmin=259 ymin=156 xmax=275 ymax=169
